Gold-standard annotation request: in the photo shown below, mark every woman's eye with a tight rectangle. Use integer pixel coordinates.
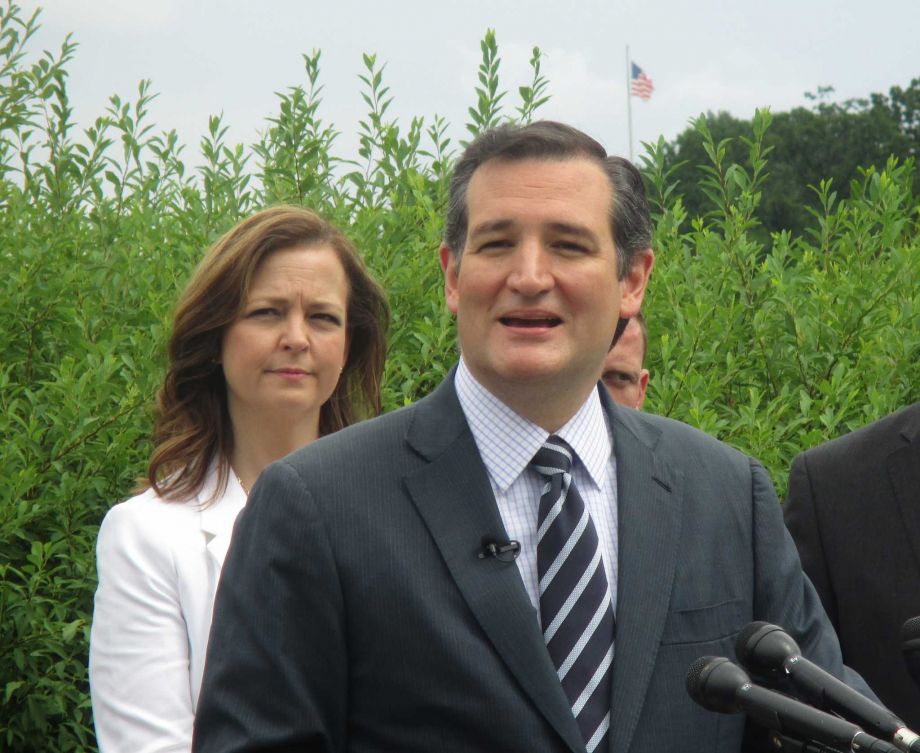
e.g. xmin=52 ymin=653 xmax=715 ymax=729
xmin=249 ymin=307 xmax=280 ymax=317
xmin=313 ymin=313 xmax=342 ymax=325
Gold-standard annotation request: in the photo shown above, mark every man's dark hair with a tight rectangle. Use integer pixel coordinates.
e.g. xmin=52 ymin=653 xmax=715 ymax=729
xmin=604 ymin=156 xmax=653 ymax=275
xmin=442 ymin=121 xmax=653 ymax=280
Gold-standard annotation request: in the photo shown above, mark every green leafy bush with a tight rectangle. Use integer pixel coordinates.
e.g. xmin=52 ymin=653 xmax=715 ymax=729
xmin=642 ymin=109 xmax=920 ymax=484
xmin=1 ymin=4 xmax=918 ymax=751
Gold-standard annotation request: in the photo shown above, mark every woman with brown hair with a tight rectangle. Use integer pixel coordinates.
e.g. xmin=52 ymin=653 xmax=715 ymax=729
xmin=88 ymin=206 xmax=388 ymax=753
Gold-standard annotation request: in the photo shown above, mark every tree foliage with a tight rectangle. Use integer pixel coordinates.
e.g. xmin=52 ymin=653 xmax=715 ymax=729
xmin=662 ymin=80 xmax=920 ymax=238
xmin=1 ymin=3 xmax=918 ymax=751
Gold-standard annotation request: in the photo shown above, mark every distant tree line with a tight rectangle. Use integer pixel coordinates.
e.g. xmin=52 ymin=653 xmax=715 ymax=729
xmin=660 ymin=79 xmax=920 ymax=239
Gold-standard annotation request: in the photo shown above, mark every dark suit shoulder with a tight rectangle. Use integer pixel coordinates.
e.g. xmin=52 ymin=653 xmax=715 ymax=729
xmin=615 ymin=405 xmax=751 ymax=469
xmin=798 ymin=401 xmax=920 ymax=470
xmin=273 ymin=374 xmax=466 ymax=490
xmin=271 ymin=401 xmax=422 ymax=500
xmin=291 ymin=400 xmax=417 ymax=462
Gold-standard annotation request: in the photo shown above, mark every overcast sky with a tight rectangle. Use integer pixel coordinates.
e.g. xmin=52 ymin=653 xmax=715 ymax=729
xmin=22 ymin=0 xmax=920 ymax=169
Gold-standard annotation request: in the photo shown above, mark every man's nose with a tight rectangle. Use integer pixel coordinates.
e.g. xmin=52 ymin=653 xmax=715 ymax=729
xmin=507 ymin=241 xmax=553 ymax=296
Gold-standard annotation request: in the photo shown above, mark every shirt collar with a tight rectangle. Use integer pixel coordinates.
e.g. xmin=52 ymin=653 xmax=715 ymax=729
xmin=455 ymin=358 xmax=612 ymax=492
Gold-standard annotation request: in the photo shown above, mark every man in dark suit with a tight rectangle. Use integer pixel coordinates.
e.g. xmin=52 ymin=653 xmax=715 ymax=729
xmin=785 ymin=402 xmax=920 ymax=729
xmin=194 ymin=122 xmax=863 ymax=753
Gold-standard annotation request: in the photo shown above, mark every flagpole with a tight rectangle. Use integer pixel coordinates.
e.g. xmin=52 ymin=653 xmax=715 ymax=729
xmin=625 ymin=45 xmax=633 ymax=161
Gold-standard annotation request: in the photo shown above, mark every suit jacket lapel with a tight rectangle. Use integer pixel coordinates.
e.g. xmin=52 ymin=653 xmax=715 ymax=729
xmin=199 ymin=469 xmax=248 ymax=570
xmin=890 ymin=405 xmax=920 ymax=572
xmin=404 ymin=373 xmax=585 ymax=753
xmin=604 ymin=396 xmax=683 ymax=753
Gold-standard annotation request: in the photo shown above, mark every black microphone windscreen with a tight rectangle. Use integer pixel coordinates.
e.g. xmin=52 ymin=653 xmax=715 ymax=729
xmin=901 ymin=616 xmax=920 ymax=690
xmin=735 ymin=621 xmax=801 ymax=673
xmin=686 ymin=656 xmax=750 ymax=714
xmin=735 ymin=621 xmax=773 ymax=666
xmin=686 ymin=655 xmax=715 ymax=700
xmin=901 ymin=616 xmax=920 ymax=644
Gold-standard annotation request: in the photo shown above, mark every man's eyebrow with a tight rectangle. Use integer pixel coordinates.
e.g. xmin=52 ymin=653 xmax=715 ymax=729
xmin=468 ymin=219 xmax=515 ymax=237
xmin=546 ymin=222 xmax=597 ymax=240
xmin=469 ymin=220 xmax=598 ymax=239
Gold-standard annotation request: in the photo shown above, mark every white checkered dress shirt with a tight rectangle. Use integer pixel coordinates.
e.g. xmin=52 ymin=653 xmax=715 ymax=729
xmin=455 ymin=358 xmax=619 ymax=615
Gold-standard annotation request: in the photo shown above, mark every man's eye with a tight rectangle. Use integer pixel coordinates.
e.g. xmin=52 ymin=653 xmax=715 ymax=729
xmin=556 ymin=240 xmax=588 ymax=253
xmin=604 ymin=372 xmax=634 ymax=385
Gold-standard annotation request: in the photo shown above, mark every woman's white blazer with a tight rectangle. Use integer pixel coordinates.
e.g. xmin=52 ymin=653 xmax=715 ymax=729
xmin=89 ymin=468 xmax=247 ymax=753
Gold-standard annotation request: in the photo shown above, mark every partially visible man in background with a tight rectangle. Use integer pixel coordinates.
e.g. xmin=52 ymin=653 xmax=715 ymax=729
xmin=785 ymin=401 xmax=920 ymax=730
xmin=601 ymin=311 xmax=648 ymax=409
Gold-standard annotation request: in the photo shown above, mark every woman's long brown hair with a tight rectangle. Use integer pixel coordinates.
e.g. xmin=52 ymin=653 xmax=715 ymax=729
xmin=147 ymin=206 xmax=389 ymax=503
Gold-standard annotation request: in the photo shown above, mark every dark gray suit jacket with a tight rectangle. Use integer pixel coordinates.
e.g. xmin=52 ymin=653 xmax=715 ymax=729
xmin=785 ymin=401 xmax=920 ymax=730
xmin=194 ymin=372 xmax=855 ymax=753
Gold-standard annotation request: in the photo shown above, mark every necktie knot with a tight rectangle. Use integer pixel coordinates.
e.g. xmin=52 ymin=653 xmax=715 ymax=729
xmin=530 ymin=435 xmax=573 ymax=478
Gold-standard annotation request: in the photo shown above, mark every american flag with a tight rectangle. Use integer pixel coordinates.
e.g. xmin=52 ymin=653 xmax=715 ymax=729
xmin=630 ymin=62 xmax=654 ymax=101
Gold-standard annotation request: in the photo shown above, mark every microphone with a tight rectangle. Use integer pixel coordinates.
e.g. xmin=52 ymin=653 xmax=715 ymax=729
xmin=900 ymin=617 xmax=920 ymax=692
xmin=687 ymin=656 xmax=899 ymax=753
xmin=736 ymin=622 xmax=920 ymax=753
xmin=477 ymin=538 xmax=520 ymax=561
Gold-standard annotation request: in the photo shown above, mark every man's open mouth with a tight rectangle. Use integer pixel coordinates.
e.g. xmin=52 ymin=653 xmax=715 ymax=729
xmin=500 ymin=316 xmax=561 ymax=328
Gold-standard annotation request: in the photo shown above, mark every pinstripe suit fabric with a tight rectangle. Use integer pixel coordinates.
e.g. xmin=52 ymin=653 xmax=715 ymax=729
xmin=194 ymin=369 xmax=866 ymax=753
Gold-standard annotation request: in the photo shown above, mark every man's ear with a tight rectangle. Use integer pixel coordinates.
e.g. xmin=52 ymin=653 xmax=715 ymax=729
xmin=439 ymin=244 xmax=460 ymax=315
xmin=638 ymin=368 xmax=650 ymax=409
xmin=619 ymin=248 xmax=654 ymax=319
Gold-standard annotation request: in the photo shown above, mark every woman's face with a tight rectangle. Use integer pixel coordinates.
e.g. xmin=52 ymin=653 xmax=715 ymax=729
xmin=221 ymin=245 xmax=349 ymax=430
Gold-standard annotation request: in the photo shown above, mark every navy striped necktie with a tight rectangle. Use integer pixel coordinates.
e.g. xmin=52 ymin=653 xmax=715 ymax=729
xmin=531 ymin=435 xmax=615 ymax=752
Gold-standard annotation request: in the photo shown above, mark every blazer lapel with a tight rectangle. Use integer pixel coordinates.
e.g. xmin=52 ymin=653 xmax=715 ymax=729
xmin=604 ymin=398 xmax=683 ymax=753
xmin=890 ymin=406 xmax=920 ymax=572
xmin=199 ymin=470 xmax=248 ymax=570
xmin=404 ymin=374 xmax=585 ymax=753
